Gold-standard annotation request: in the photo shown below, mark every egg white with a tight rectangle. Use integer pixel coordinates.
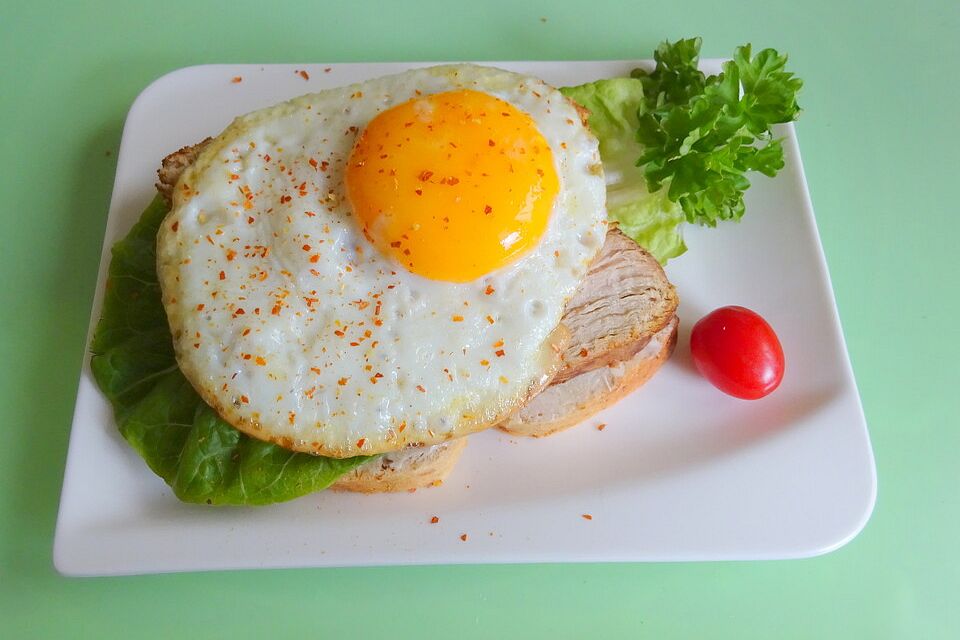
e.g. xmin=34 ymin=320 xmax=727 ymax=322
xmin=157 ymin=64 xmax=606 ymax=457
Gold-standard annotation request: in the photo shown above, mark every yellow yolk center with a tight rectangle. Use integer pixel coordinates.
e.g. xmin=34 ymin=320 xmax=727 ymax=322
xmin=345 ymin=89 xmax=559 ymax=282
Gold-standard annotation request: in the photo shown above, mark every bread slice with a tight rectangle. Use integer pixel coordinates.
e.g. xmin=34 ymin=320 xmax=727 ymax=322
xmin=498 ymin=317 xmax=677 ymax=437
xmin=330 ymin=438 xmax=467 ymax=493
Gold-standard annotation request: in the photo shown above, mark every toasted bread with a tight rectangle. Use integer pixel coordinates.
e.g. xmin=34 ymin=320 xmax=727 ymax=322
xmin=331 ymin=438 xmax=467 ymax=493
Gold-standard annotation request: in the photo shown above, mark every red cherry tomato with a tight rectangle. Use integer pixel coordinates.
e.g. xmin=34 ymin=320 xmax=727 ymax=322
xmin=690 ymin=306 xmax=784 ymax=400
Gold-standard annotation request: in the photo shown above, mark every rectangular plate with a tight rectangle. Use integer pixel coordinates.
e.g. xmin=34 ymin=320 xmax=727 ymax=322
xmin=54 ymin=61 xmax=876 ymax=576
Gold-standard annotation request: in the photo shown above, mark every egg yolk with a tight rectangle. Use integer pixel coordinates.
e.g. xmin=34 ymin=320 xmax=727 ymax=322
xmin=345 ymin=89 xmax=559 ymax=282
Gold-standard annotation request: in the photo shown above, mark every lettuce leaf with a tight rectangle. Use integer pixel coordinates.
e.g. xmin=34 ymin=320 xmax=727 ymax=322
xmin=90 ymin=197 xmax=371 ymax=505
xmin=561 ymin=78 xmax=687 ymax=262
xmin=561 ymin=37 xmax=802 ymax=263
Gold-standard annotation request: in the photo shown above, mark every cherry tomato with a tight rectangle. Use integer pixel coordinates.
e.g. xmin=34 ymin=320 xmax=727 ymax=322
xmin=690 ymin=306 xmax=784 ymax=400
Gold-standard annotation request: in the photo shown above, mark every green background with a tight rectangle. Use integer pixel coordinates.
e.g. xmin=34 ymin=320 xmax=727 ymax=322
xmin=2 ymin=0 xmax=957 ymax=636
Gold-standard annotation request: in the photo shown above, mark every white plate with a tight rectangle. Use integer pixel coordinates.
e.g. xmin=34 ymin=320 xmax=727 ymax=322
xmin=54 ymin=61 xmax=876 ymax=576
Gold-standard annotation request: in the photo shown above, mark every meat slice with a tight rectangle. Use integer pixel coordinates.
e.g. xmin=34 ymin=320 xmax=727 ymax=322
xmin=555 ymin=228 xmax=678 ymax=384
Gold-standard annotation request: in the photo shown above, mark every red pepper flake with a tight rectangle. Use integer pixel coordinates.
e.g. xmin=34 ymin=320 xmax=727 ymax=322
xmin=280 ymin=195 xmax=292 ymax=204
xmin=226 ymin=249 xmax=237 ymax=261
xmin=398 ymin=421 xmax=406 ymax=433
xmin=414 ymin=188 xmax=422 ymax=196
xmin=242 ymin=328 xmax=251 ymax=336
xmin=219 ymin=270 xmax=226 ymax=280
xmin=485 ymin=285 xmax=495 ymax=295
xmin=596 ymin=423 xmax=606 ymax=432
xmin=451 ymin=315 xmax=464 ymax=322
xmin=369 ymin=373 xmax=383 ymax=384
xmin=233 ymin=308 xmax=246 ymax=316
xmin=442 ymin=176 xmax=460 ymax=186
xmin=298 ymin=70 xmax=310 ymax=80
xmin=309 ymin=254 xmax=320 ymax=263
xmin=309 ymin=158 xmax=318 ymax=169
xmin=239 ymin=395 xmax=249 ymax=404
xmin=416 ymin=385 xmax=425 ymax=393
xmin=492 ymin=339 xmax=504 ymax=348
xmin=356 ymin=438 xmax=366 ymax=448
xmin=255 ymin=356 xmax=266 ymax=366
xmin=302 ymin=244 xmax=311 ymax=251
xmin=289 ymin=412 xmax=296 ymax=425
xmin=486 ymin=315 xmax=494 ymax=324
xmin=242 ymin=353 xmax=252 ymax=360
xmin=271 ymin=304 xmax=282 ymax=315
xmin=196 ymin=303 xmax=205 ymax=311
xmin=170 ymin=221 xmax=179 ymax=232
xmin=334 ymin=329 xmax=345 ymax=337
xmin=581 ymin=514 xmax=593 ymax=520
xmin=495 ymin=349 xmax=505 ymax=357
xmin=483 ymin=205 xmax=493 ymax=214
xmin=430 ymin=516 xmax=439 ymax=524
xmin=193 ymin=343 xmax=200 ymax=349
xmin=231 ymin=76 xmax=242 ymax=83
xmin=418 ymin=170 xmax=434 ymax=181
xmin=579 ymin=348 xmax=589 ymax=357
xmin=459 ymin=534 xmax=468 ymax=542
xmin=247 ymin=216 xmax=255 ymax=224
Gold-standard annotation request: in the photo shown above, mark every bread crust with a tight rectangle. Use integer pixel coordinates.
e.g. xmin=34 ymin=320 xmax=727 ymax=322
xmin=156 ymin=139 xmax=211 ymax=205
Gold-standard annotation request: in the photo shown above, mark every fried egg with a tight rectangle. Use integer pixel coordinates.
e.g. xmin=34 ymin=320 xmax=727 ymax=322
xmin=157 ymin=64 xmax=606 ymax=457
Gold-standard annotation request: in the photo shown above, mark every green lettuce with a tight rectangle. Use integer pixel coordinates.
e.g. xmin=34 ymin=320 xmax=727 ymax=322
xmin=561 ymin=78 xmax=687 ymax=262
xmin=90 ymin=197 xmax=371 ymax=505
xmin=561 ymin=37 xmax=802 ymax=263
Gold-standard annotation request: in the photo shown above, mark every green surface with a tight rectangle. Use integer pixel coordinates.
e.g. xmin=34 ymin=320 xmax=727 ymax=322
xmin=1 ymin=0 xmax=956 ymax=636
